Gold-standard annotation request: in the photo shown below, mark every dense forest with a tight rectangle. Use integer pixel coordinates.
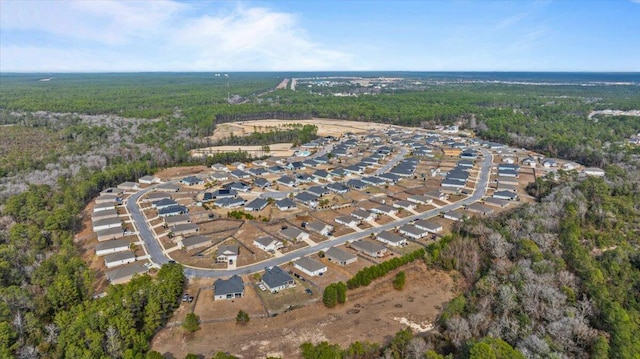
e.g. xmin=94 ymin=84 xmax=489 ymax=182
xmin=0 ymin=73 xmax=639 ymax=358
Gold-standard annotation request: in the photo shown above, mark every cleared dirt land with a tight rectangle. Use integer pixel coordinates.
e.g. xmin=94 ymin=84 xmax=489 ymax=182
xmin=191 ymin=143 xmax=295 ymax=158
xmin=151 ymin=261 xmax=455 ymax=358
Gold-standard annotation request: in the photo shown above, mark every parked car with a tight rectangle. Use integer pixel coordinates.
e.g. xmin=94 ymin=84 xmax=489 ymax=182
xmin=182 ymin=294 xmax=194 ymax=302
xmin=305 ymin=289 xmax=313 ymax=295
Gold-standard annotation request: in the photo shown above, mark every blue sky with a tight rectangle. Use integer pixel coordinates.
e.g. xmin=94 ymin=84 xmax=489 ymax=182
xmin=1 ymin=0 xmax=639 ymax=72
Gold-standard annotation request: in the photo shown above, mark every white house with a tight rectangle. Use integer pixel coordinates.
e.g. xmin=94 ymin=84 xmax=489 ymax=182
xmin=95 ymin=239 xmax=130 ymax=256
xmin=93 ymin=217 xmax=122 ymax=233
xmin=254 ymin=236 xmax=283 ymax=252
xmin=377 ymin=231 xmax=408 ymax=246
xmin=414 ymin=219 xmax=443 ymax=233
xmin=104 ymin=251 xmax=136 ymax=269
xmin=306 ymin=221 xmax=333 ymax=236
xmin=294 ymin=257 xmax=328 ymax=277
xmin=325 ymin=247 xmax=357 ymax=266
xmin=583 ymin=167 xmax=605 ymax=177
xmin=280 ymin=227 xmax=309 ymax=242
xmin=216 ymin=245 xmax=239 ymax=264
xmin=397 ymin=225 xmax=428 ymax=240
xmin=335 ymin=215 xmax=360 ymax=227
xmin=262 ymin=266 xmax=295 ymax=293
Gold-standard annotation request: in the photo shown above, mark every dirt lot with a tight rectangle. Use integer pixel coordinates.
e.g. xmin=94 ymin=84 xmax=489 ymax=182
xmin=151 ymin=262 xmax=455 ymax=359
xmin=191 ymin=143 xmax=294 ymax=158
xmin=208 ymin=118 xmax=393 ymax=142
xmin=154 ymin=165 xmax=210 ymax=181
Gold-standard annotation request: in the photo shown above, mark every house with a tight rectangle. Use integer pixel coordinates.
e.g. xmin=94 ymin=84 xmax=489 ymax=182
xmin=226 ymin=181 xmax=252 ymax=192
xmin=211 ymin=163 xmax=229 ymax=172
xmin=253 ymin=177 xmax=271 ymax=189
xmin=414 ymin=219 xmax=443 ymax=233
xmin=214 ymin=275 xmax=244 ymax=300
xmin=306 ymin=221 xmax=333 ymax=236
xmin=230 ymin=162 xmax=246 ymax=170
xmin=390 ymin=165 xmax=414 ymax=177
xmin=253 ymin=236 xmax=283 ymax=252
xmin=330 ymin=168 xmax=347 ymax=178
xmin=92 ymin=208 xmax=118 ymax=221
xmin=442 ymin=178 xmax=467 ymax=189
xmin=143 ymin=192 xmax=171 ymax=203
xmin=105 ymin=262 xmax=148 ymax=285
xmin=562 ymin=162 xmax=579 ymax=171
xmin=158 ymin=205 xmax=188 ymax=217
xmin=93 ymin=217 xmax=122 ymax=232
xmin=325 ymin=247 xmax=357 ymax=266
xmin=262 ymin=266 xmax=295 ymax=293
xmin=498 ymin=169 xmax=519 ymax=178
xmin=466 ymin=203 xmax=495 ymax=215
xmin=542 ymin=159 xmax=558 ymax=168
xmin=276 ymin=176 xmax=297 ymax=187
xmin=180 ymin=176 xmax=204 ymax=186
xmin=275 ymin=198 xmax=297 ymax=211
xmin=215 ymin=197 xmax=245 ymax=208
xmin=443 ymin=211 xmax=468 ymax=222
xmin=296 ymin=174 xmax=314 ymax=183
xmin=95 ymin=239 xmax=131 ymax=256
xmin=351 ymin=209 xmax=377 ymax=222
xmin=344 ymin=165 xmax=364 ymax=175
xmin=378 ymin=173 xmax=400 ymax=183
xmin=312 ymin=170 xmax=332 ymax=181
xmin=96 ymin=193 xmax=121 ymax=205
xmin=209 ymin=172 xmax=229 ymax=182
xmin=294 ymin=257 xmax=327 ymax=277
xmin=280 ymin=227 xmax=309 ymax=242
xmin=522 ymin=157 xmax=537 ymax=166
xmin=493 ymin=190 xmax=518 ymax=201
xmin=94 ymin=202 xmax=117 ymax=213
xmin=377 ymin=230 xmax=409 ymax=246
xmin=307 ymin=185 xmax=330 ymax=197
xmin=350 ymin=240 xmax=387 ymax=258
xmin=245 ymin=198 xmax=268 ymax=212
xmin=155 ymin=183 xmax=181 ymax=192
xmin=460 ymin=149 xmax=478 ymax=159
xmin=392 ymin=201 xmax=416 ymax=210
xmin=117 ymin=181 xmax=140 ymax=191
xmin=286 ymin=161 xmax=305 ymax=171
xmin=164 ymin=214 xmax=191 ymax=227
xmin=583 ymin=167 xmax=606 ymax=177
xmin=457 ymin=160 xmax=474 ymax=168
xmin=170 ymin=223 xmax=199 ymax=237
xmin=268 ymin=165 xmax=285 ymax=174
xmin=407 ymin=195 xmax=432 ymax=205
xmin=425 ymin=191 xmax=449 ymax=201
xmin=497 ymin=176 xmax=519 ymax=186
xmin=104 ymin=251 xmax=136 ymax=269
xmin=230 ymin=169 xmax=251 ymax=179
xmin=397 ymin=225 xmax=428 ymax=240
xmin=361 ymin=176 xmax=386 ymax=186
xmin=247 ymin=167 xmax=267 ymax=176
xmin=335 ymin=215 xmax=360 ymax=227
xmin=327 ymin=182 xmax=349 ymax=194
xmin=371 ymin=205 xmax=398 ymax=216
xmin=483 ymin=197 xmax=510 ymax=208
xmin=346 ymin=179 xmax=368 ymax=190
xmin=204 ymin=189 xmax=237 ymax=202
xmin=152 ymin=198 xmax=179 ymax=210
xmin=138 ymin=175 xmax=160 ymax=184
xmin=96 ymin=227 xmax=125 ymax=242
xmin=314 ymin=155 xmax=330 ymax=164
xmin=497 ymin=183 xmax=519 ymax=193
xmin=216 ymin=245 xmax=239 ymax=264
xmin=180 ymin=235 xmax=212 ymax=250
xmin=295 ymin=192 xmax=319 ymax=208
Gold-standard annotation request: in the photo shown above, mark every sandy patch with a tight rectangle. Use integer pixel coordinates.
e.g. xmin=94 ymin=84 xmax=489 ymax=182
xmin=190 ymin=143 xmax=294 ymax=158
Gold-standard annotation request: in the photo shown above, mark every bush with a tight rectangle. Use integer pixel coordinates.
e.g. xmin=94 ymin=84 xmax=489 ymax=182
xmin=236 ymin=310 xmax=250 ymax=325
xmin=182 ymin=313 xmax=200 ymax=333
xmin=392 ymin=271 xmax=406 ymax=290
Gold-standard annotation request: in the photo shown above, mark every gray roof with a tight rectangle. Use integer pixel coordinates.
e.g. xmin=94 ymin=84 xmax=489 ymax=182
xmin=218 ymin=245 xmax=239 ymax=256
xmin=276 ymin=198 xmax=297 ymax=209
xmin=306 ymin=221 xmax=332 ymax=233
xmin=171 ymin=223 xmax=199 ymax=233
xmin=398 ymin=225 xmax=426 ymax=237
xmin=215 ymin=197 xmax=245 ymax=207
xmin=378 ymin=230 xmax=407 ymax=243
xmin=327 ymin=182 xmax=349 ymax=192
xmin=96 ymin=239 xmax=130 ymax=252
xmin=164 ymin=214 xmax=191 ymax=225
xmin=352 ymin=209 xmax=373 ymax=220
xmin=245 ymin=198 xmax=268 ymax=210
xmin=104 ymin=251 xmax=135 ymax=263
xmin=325 ymin=247 xmax=356 ymax=263
xmin=93 ymin=217 xmax=122 ymax=228
xmin=158 ymin=205 xmax=188 ymax=216
xmin=307 ymin=185 xmax=329 ymax=196
xmin=295 ymin=192 xmax=319 ymax=203
xmin=105 ymin=262 xmax=148 ymax=282
xmin=181 ymin=235 xmax=212 ymax=248
xmin=351 ymin=240 xmax=386 ymax=253
xmin=281 ymin=227 xmax=305 ymax=239
xmin=346 ymin=179 xmax=367 ymax=188
xmin=294 ymin=257 xmax=327 ymax=273
xmin=254 ymin=236 xmax=280 ymax=247
xmin=414 ymin=219 xmax=441 ymax=231
xmin=214 ymin=275 xmax=244 ymax=296
xmin=262 ymin=266 xmax=294 ymax=289
xmin=153 ymin=198 xmax=178 ymax=208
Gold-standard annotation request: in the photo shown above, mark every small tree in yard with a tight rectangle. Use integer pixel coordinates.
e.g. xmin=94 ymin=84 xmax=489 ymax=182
xmin=323 ymin=284 xmax=338 ymax=308
xmin=393 ymin=271 xmax=406 ymax=290
xmin=236 ymin=310 xmax=250 ymax=325
xmin=182 ymin=312 xmax=200 ymax=333
xmin=336 ymin=282 xmax=347 ymax=304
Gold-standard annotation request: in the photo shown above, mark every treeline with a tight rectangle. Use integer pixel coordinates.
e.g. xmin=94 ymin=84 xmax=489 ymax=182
xmin=346 ymin=248 xmax=425 ymax=289
xmin=0 ymin=158 xmax=192 ymax=358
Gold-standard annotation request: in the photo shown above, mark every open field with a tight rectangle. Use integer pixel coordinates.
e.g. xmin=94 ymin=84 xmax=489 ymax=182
xmin=151 ymin=261 xmax=455 ymax=358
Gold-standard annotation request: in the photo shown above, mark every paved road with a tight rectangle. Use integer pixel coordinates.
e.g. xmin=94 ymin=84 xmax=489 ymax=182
xmin=375 ymin=147 xmax=408 ymax=175
xmin=129 ymin=148 xmax=492 ymax=278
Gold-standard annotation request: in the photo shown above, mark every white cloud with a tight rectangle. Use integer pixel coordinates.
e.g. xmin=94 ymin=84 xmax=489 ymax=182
xmin=0 ymin=1 xmax=353 ymax=71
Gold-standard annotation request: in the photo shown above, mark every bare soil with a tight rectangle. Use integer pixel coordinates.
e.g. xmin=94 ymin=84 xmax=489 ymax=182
xmin=151 ymin=261 xmax=455 ymax=359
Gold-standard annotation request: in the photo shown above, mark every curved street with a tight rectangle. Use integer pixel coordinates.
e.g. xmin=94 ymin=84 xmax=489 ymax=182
xmin=127 ymin=148 xmax=493 ymax=278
